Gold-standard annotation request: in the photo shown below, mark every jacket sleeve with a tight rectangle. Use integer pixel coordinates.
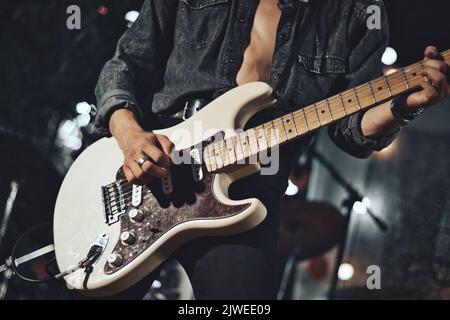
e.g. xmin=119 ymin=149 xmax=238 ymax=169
xmin=328 ymin=0 xmax=398 ymax=158
xmin=94 ymin=0 xmax=178 ymax=136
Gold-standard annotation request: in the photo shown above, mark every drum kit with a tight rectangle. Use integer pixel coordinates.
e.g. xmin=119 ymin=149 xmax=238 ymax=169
xmin=0 ymin=123 xmax=385 ymax=300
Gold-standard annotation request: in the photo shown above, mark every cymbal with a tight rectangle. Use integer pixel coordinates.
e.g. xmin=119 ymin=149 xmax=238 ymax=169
xmin=278 ymin=200 xmax=344 ymax=261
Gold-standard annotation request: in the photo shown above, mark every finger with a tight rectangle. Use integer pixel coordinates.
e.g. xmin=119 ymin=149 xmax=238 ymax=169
xmin=423 ymin=59 xmax=448 ymax=74
xmin=123 ymin=165 xmax=137 ymax=183
xmin=424 ymin=46 xmax=439 ymax=59
xmin=141 ymin=160 xmax=169 ymax=179
xmin=408 ymin=81 xmax=439 ymax=107
xmin=126 ymin=159 xmax=147 ymax=183
xmin=143 ymin=144 xmax=171 ymax=169
xmin=421 ymin=68 xmax=447 ymax=97
xmin=156 ymin=135 xmax=175 ymax=158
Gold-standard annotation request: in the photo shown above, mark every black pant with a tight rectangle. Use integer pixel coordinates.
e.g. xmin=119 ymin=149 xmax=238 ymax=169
xmin=64 ymin=167 xmax=284 ymax=300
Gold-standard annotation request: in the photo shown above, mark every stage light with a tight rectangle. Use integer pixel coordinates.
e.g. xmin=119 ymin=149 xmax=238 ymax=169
xmin=76 ymin=102 xmax=91 ymax=114
xmin=125 ymin=11 xmax=139 ymax=28
xmin=337 ymin=263 xmax=354 ymax=281
xmin=97 ymin=5 xmax=108 ymax=16
xmin=76 ymin=113 xmax=91 ymax=127
xmin=152 ymin=280 xmax=162 ymax=289
xmin=58 ymin=119 xmax=78 ymax=139
xmin=63 ymin=136 xmax=82 ymax=151
xmin=353 ymin=201 xmax=367 ymax=215
xmin=382 ymin=47 xmax=398 ymax=66
xmin=57 ymin=119 xmax=84 ymax=151
xmin=352 ymin=197 xmax=371 ymax=215
xmin=285 ymin=179 xmax=299 ymax=196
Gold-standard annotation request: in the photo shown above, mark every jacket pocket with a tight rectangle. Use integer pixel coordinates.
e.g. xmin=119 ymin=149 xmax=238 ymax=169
xmin=298 ymin=53 xmax=347 ymax=75
xmin=176 ymin=0 xmax=229 ymax=49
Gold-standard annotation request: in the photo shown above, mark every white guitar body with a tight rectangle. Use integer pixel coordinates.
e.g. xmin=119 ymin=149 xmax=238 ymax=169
xmin=53 ymin=82 xmax=276 ymax=296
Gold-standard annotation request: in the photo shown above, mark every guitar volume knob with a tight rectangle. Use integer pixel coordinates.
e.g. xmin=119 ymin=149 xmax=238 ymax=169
xmin=128 ymin=208 xmax=144 ymax=222
xmin=120 ymin=231 xmax=136 ymax=245
xmin=107 ymin=253 xmax=123 ymax=267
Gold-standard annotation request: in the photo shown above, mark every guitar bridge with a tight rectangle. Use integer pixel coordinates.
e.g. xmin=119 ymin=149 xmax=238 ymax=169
xmin=102 ymin=181 xmax=126 ymax=225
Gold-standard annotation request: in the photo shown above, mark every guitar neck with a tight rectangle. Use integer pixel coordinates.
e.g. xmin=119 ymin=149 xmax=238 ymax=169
xmin=204 ymin=49 xmax=450 ymax=172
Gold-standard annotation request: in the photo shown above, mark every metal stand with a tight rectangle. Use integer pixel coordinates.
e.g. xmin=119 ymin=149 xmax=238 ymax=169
xmin=0 ymin=181 xmax=20 ymax=299
xmin=277 ymin=245 xmax=301 ymax=300
xmin=311 ymin=151 xmax=388 ymax=300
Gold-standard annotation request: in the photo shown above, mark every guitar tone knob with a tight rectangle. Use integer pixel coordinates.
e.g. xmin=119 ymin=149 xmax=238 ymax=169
xmin=107 ymin=253 xmax=123 ymax=267
xmin=120 ymin=231 xmax=136 ymax=245
xmin=128 ymin=208 xmax=144 ymax=222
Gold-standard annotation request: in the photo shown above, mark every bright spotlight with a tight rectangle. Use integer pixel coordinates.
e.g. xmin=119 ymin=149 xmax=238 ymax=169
xmin=338 ymin=263 xmax=354 ymax=281
xmin=58 ymin=119 xmax=78 ymax=139
xmin=76 ymin=102 xmax=91 ymax=114
xmin=353 ymin=201 xmax=367 ymax=215
xmin=76 ymin=114 xmax=91 ymax=127
xmin=285 ymin=180 xmax=299 ymax=196
xmin=382 ymin=47 xmax=398 ymax=66
xmin=125 ymin=11 xmax=139 ymax=28
xmin=63 ymin=136 xmax=82 ymax=151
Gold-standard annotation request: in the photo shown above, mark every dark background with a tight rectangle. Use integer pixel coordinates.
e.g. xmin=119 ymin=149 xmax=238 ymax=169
xmin=0 ymin=0 xmax=449 ymax=299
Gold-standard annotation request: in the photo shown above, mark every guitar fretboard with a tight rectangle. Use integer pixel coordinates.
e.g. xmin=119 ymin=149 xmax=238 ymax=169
xmin=204 ymin=49 xmax=450 ymax=172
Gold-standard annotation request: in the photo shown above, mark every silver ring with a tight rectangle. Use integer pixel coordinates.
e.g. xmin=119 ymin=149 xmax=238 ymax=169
xmin=138 ymin=155 xmax=150 ymax=167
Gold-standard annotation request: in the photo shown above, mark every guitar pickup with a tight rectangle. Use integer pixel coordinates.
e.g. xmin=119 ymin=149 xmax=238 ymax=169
xmin=131 ymin=185 xmax=143 ymax=207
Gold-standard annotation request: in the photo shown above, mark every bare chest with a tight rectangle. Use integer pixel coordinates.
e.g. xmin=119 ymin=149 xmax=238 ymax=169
xmin=236 ymin=0 xmax=281 ymax=85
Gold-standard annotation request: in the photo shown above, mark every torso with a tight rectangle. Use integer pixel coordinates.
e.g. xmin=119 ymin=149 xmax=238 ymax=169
xmin=236 ymin=0 xmax=281 ymax=85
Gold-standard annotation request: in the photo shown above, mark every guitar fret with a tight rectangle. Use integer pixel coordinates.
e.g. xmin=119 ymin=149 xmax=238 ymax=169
xmin=252 ymin=127 xmax=266 ymax=152
xmin=213 ymin=143 xmax=224 ymax=169
xmin=338 ymin=93 xmax=348 ymax=115
xmin=313 ymin=104 xmax=321 ymax=126
xmin=225 ymin=138 xmax=236 ymax=165
xmin=234 ymin=134 xmax=245 ymax=163
xmin=220 ymin=141 xmax=230 ymax=167
xmin=289 ymin=113 xmax=299 ymax=137
xmin=246 ymin=129 xmax=259 ymax=155
xmin=326 ymin=98 xmax=334 ymax=121
xmin=276 ymin=120 xmax=287 ymax=143
xmin=240 ymin=132 xmax=250 ymax=160
xmin=206 ymin=145 xmax=216 ymax=171
xmin=384 ymin=76 xmax=393 ymax=97
xmin=353 ymin=88 xmax=361 ymax=110
xmin=264 ymin=122 xmax=279 ymax=147
xmin=302 ymin=108 xmax=310 ymax=131
xmin=292 ymin=110 xmax=305 ymax=135
xmin=401 ymin=68 xmax=410 ymax=89
xmin=368 ymin=81 xmax=377 ymax=103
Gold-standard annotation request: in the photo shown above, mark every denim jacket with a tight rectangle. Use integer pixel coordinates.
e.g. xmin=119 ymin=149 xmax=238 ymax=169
xmin=94 ymin=0 xmax=397 ymax=231
xmin=95 ymin=0 xmax=396 ymax=159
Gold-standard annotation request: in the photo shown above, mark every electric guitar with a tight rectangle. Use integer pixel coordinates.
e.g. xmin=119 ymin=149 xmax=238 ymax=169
xmin=53 ymin=50 xmax=450 ymax=296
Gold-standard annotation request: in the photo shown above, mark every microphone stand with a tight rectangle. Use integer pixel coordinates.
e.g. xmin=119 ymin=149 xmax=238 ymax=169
xmin=311 ymin=151 xmax=388 ymax=300
xmin=0 ymin=181 xmax=20 ymax=299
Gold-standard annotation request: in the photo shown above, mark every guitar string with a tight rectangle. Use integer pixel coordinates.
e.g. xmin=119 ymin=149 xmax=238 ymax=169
xmin=104 ymin=67 xmax=428 ymax=202
xmin=106 ymin=55 xmax=450 ymax=201
xmin=208 ymin=54 xmax=449 ymax=165
xmin=107 ymin=63 xmax=439 ymax=202
xmin=206 ymin=64 xmax=431 ymax=167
